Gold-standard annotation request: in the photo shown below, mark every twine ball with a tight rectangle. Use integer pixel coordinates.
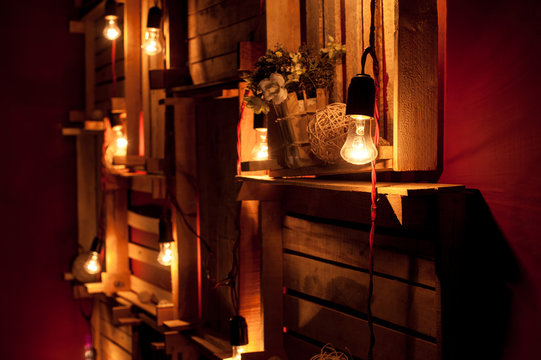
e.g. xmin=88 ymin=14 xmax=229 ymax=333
xmin=308 ymin=103 xmax=349 ymax=163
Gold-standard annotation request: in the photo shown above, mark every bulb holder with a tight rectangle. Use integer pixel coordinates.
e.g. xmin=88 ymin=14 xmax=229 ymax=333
xmin=253 ymin=112 xmax=267 ymax=129
xmin=345 ymin=73 xmax=376 ymax=118
xmin=108 ymin=112 xmax=123 ymax=129
xmin=105 ymin=0 xmax=117 ymax=17
xmin=229 ymin=315 xmax=248 ymax=346
xmin=159 ymin=218 xmax=173 ymax=244
xmin=89 ymin=236 xmax=103 ymax=253
xmin=147 ymin=6 xmax=162 ymax=29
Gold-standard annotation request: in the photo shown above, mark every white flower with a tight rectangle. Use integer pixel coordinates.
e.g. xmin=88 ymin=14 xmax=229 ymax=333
xmin=259 ymin=73 xmax=288 ymax=105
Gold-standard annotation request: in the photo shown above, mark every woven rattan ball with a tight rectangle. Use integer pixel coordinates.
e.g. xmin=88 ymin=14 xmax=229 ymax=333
xmin=308 ymin=103 xmax=349 ymax=163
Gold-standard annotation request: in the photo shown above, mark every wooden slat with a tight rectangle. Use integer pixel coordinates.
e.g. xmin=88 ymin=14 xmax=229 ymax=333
xmin=239 ymin=201 xmax=264 ymax=354
xmin=189 ymin=52 xmax=238 ymax=85
xmin=238 ymin=175 xmax=464 ymax=196
xmin=99 ymin=316 xmax=133 ymax=353
xmin=131 ymin=258 xmax=172 ymax=291
xmin=173 ymin=97 xmax=198 ymax=320
xmin=323 ymin=0 xmax=343 ymax=102
xmin=188 ymin=17 xmax=258 ymax=63
xmin=187 ymin=0 xmax=260 ymax=38
xmin=127 ymin=210 xmax=159 ymax=234
xmin=124 ymin=0 xmax=141 ymax=156
xmin=283 ymin=215 xmax=436 ymax=285
xmin=130 ymin=275 xmax=172 ymax=303
xmin=95 ymin=45 xmax=125 ymax=69
xmin=284 ymin=295 xmax=438 ymax=360
xmin=117 ymin=290 xmax=156 ymax=315
xmin=265 ymin=0 xmax=301 ymax=51
xmin=99 ymin=333 xmax=132 ymax=360
xmin=95 ymin=60 xmax=125 ymax=85
xmin=393 ymin=0 xmax=438 ymax=171
xmin=284 ymin=333 xmax=327 ymax=360
xmin=128 ymin=242 xmax=169 ymax=270
xmin=284 ymin=253 xmax=438 ymax=337
xmin=305 ymin=0 xmax=324 ymax=49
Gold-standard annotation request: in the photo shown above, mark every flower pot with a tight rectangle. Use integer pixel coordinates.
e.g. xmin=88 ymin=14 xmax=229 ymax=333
xmin=275 ymin=113 xmax=319 ymax=168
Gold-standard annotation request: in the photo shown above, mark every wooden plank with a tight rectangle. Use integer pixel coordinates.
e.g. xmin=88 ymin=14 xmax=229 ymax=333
xmin=117 ymin=290 xmax=156 ymax=315
xmin=99 ymin=316 xmax=133 ymax=353
xmin=283 ymin=334 xmax=323 ymax=360
xmin=131 ymin=258 xmax=172 ymax=291
xmin=130 ymin=275 xmax=173 ymax=303
xmin=124 ymin=0 xmax=141 ymax=156
xmin=266 ymin=0 xmax=301 ymax=51
xmin=173 ymin=97 xmax=199 ymax=321
xmin=323 ymin=0 xmax=343 ymax=102
xmin=305 ymin=0 xmax=324 ymax=49
xmin=189 ymin=52 xmax=238 ymax=85
xmin=239 ymin=201 xmax=264 ymax=354
xmin=238 ymin=175 xmax=464 ymax=196
xmin=284 ymin=295 xmax=438 ymax=360
xmin=75 ymin=133 xmax=100 ymax=251
xmin=260 ymin=201 xmax=287 ymax=357
xmin=187 ymin=0 xmax=260 ymax=38
xmin=128 ymin=242 xmax=169 ymax=270
xmin=99 ymin=333 xmax=132 ymax=360
xmin=283 ymin=215 xmax=436 ymax=285
xmin=105 ymin=177 xmax=131 ymax=292
xmin=127 ymin=210 xmax=159 ymax=234
xmin=188 ymin=17 xmax=258 ymax=63
xmin=393 ymin=0 xmax=438 ymax=171
xmin=284 ymin=253 xmax=438 ymax=337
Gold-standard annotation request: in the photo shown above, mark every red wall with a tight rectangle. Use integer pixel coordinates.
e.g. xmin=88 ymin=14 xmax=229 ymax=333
xmin=0 ymin=0 xmax=88 ymax=359
xmin=441 ymin=0 xmax=541 ymax=358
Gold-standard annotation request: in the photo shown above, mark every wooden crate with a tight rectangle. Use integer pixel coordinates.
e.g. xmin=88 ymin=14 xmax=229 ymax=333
xmin=239 ymin=0 xmax=440 ymax=176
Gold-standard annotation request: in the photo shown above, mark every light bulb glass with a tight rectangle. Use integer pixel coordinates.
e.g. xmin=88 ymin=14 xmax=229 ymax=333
xmin=104 ymin=126 xmax=127 ymax=170
xmin=142 ymin=28 xmax=162 ymax=55
xmin=232 ymin=346 xmax=245 ymax=360
xmin=84 ymin=252 xmax=101 ymax=275
xmin=250 ymin=128 xmax=268 ymax=160
xmin=340 ymin=115 xmax=378 ymax=165
xmin=157 ymin=242 xmax=173 ymax=266
xmin=103 ymin=16 xmax=121 ymax=40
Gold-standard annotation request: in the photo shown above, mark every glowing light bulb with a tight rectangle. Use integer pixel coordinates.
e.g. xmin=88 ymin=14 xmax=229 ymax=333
xmin=340 ymin=115 xmax=378 ymax=165
xmin=232 ymin=346 xmax=245 ymax=360
xmin=142 ymin=28 xmax=162 ymax=55
xmin=250 ymin=128 xmax=268 ymax=160
xmin=157 ymin=242 xmax=173 ymax=266
xmin=103 ymin=16 xmax=121 ymax=40
xmin=84 ymin=252 xmax=101 ymax=275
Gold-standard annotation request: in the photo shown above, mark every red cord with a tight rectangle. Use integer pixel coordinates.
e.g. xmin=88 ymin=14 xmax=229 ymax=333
xmin=196 ymin=191 xmax=202 ymax=319
xmin=111 ymin=39 xmax=116 ymax=97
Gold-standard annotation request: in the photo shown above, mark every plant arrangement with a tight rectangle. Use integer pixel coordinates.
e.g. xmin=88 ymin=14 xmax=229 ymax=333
xmin=243 ymin=36 xmax=346 ymax=115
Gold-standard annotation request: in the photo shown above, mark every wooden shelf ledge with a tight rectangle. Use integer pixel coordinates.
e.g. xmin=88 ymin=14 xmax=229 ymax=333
xmin=237 ymin=175 xmax=464 ymax=197
xmin=62 ymin=127 xmax=104 ymax=136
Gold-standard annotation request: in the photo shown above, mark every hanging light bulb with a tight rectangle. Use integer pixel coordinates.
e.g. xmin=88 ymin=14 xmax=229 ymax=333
xmin=83 ymin=237 xmax=102 ymax=275
xmin=250 ymin=113 xmax=268 ymax=161
xmin=157 ymin=218 xmax=174 ymax=266
xmin=230 ymin=315 xmax=248 ymax=360
xmin=142 ymin=6 xmax=163 ymax=55
xmin=104 ymin=113 xmax=127 ymax=170
xmin=103 ymin=0 xmax=121 ymax=40
xmin=341 ymin=73 xmax=378 ymax=165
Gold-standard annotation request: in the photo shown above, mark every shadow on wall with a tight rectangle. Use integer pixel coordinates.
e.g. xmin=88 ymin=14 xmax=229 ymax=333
xmin=441 ymin=189 xmax=521 ymax=360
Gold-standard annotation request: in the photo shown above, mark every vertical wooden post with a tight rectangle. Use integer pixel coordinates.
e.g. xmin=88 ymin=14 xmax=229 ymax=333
xmin=265 ymin=0 xmax=301 ymax=50
xmin=239 ymin=200 xmax=264 ymax=354
xmin=124 ymin=0 xmax=142 ymax=156
xmin=173 ymin=98 xmax=198 ymax=320
xmin=260 ymin=201 xmax=286 ymax=358
xmin=104 ymin=177 xmax=130 ymax=294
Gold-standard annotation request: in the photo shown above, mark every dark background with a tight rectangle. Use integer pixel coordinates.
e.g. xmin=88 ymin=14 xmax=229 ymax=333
xmin=0 ymin=0 xmax=539 ymax=359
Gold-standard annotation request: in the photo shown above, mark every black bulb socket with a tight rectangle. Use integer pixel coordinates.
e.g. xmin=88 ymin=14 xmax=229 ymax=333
xmin=229 ymin=315 xmax=248 ymax=346
xmin=345 ymin=73 xmax=376 ymax=118
xmin=147 ymin=6 xmax=162 ymax=29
